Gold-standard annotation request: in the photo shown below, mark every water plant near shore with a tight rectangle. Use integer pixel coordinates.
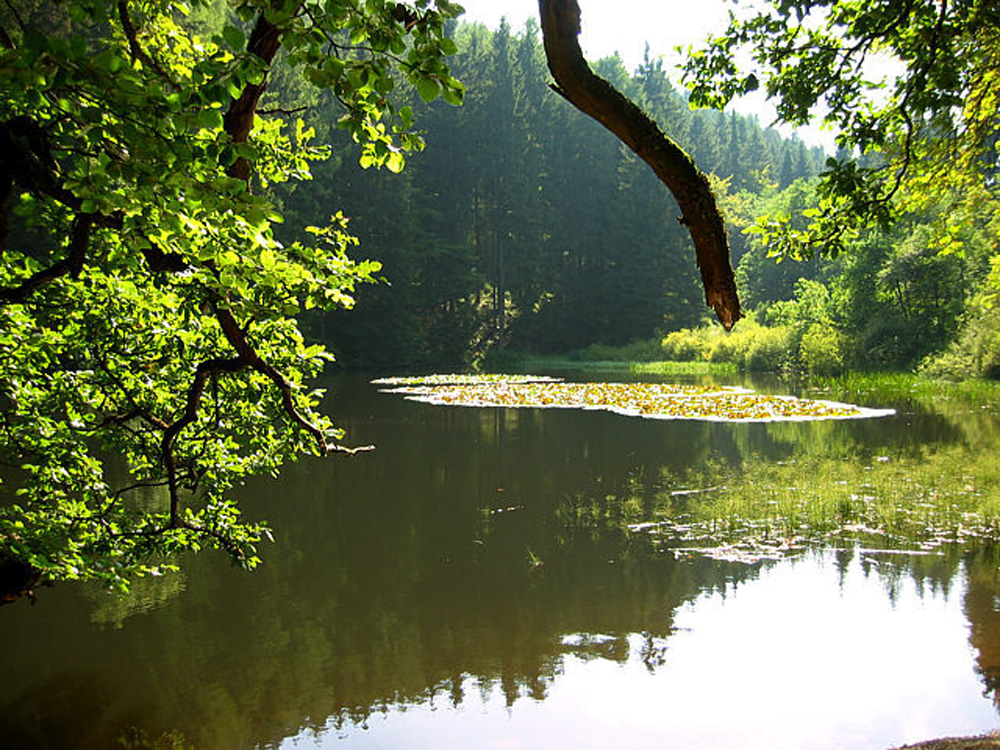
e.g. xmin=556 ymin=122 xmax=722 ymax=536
xmin=627 ymin=445 xmax=1000 ymax=561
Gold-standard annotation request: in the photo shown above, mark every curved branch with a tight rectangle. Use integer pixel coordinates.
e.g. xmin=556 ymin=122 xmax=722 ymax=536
xmin=161 ymin=356 xmax=247 ymax=524
xmin=0 ymin=212 xmax=93 ymax=303
xmin=537 ymin=0 xmax=741 ymax=329
xmin=224 ymin=13 xmax=284 ymax=182
xmin=213 ymin=306 xmax=373 ymax=456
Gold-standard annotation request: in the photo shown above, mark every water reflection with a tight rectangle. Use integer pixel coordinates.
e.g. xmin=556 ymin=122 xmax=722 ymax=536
xmin=1 ymin=375 xmax=1000 ymax=749
xmin=297 ymin=551 xmax=995 ymax=750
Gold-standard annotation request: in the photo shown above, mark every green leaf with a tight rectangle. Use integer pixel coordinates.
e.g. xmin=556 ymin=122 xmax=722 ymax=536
xmin=222 ymin=25 xmax=246 ymax=52
xmin=398 ymin=105 xmax=414 ymax=130
xmin=385 ymin=151 xmax=405 ymax=173
xmin=440 ymin=81 xmax=463 ymax=106
xmin=415 ymin=76 xmax=440 ymax=103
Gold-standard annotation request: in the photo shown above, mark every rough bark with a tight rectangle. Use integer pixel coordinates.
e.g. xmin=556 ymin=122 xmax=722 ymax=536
xmin=537 ymin=0 xmax=741 ymax=330
xmin=224 ymin=16 xmax=282 ymax=181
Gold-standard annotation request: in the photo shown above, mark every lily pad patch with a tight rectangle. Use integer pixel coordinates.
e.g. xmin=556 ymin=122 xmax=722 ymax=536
xmin=374 ymin=375 xmax=895 ymax=423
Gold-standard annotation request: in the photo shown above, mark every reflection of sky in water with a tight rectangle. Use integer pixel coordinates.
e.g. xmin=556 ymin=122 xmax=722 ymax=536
xmin=282 ymin=553 xmax=997 ymax=750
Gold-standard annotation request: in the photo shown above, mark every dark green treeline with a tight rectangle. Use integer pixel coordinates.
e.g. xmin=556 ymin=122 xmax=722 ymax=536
xmin=279 ymin=20 xmax=825 ymax=370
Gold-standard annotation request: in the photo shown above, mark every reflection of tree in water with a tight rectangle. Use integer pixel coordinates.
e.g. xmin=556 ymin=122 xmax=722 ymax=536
xmin=5 ymin=378 xmax=1000 ymax=748
xmin=964 ymin=548 xmax=1000 ymax=705
xmin=0 ymin=455 xmax=765 ymax=748
xmin=855 ymin=544 xmax=1000 ymax=713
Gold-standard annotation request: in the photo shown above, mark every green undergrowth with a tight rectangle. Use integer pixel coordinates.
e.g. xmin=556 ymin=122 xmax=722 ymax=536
xmin=815 ymin=371 xmax=1000 ymax=407
xmin=512 ymin=355 xmax=737 ymax=377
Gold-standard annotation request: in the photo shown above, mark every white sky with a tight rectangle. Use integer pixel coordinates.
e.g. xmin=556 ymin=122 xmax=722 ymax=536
xmin=455 ymin=0 xmax=835 ymax=150
xmin=457 ymin=0 xmax=731 ymax=69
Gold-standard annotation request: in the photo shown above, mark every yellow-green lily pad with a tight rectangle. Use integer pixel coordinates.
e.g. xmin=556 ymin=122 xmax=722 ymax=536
xmin=374 ymin=375 xmax=894 ymax=423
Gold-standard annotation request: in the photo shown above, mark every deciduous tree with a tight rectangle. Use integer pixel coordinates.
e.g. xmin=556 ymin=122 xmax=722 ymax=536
xmin=0 ymin=0 xmax=463 ymax=594
xmin=683 ymin=0 xmax=1000 ymax=259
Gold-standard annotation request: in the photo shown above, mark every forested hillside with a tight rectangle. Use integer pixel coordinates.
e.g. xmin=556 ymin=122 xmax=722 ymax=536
xmin=4 ymin=0 xmax=993 ymax=593
xmin=278 ymin=19 xmax=827 ymax=369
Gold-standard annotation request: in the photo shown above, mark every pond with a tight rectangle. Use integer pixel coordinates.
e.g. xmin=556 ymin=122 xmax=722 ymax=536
xmin=3 ymin=372 xmax=1000 ymax=749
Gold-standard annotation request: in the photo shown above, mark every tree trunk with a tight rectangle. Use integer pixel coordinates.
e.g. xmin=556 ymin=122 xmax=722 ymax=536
xmin=537 ymin=0 xmax=741 ymax=330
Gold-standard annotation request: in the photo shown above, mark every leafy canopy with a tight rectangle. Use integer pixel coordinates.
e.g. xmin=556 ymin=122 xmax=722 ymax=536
xmin=682 ymin=0 xmax=1000 ymax=259
xmin=0 ymin=0 xmax=463 ymax=592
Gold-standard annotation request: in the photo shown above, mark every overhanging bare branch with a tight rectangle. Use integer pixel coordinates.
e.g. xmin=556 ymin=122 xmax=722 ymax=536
xmin=537 ymin=0 xmax=741 ymax=329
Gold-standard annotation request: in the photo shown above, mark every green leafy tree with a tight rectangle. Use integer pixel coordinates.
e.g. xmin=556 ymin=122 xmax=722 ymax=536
xmin=0 ymin=0 xmax=463 ymax=593
xmin=683 ymin=0 xmax=1000 ymax=259
xmin=737 ymin=178 xmax=828 ymax=308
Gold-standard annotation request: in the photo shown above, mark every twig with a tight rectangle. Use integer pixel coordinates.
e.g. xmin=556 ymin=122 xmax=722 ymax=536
xmin=116 ymin=0 xmax=175 ymax=86
xmin=258 ymin=105 xmax=309 ymax=116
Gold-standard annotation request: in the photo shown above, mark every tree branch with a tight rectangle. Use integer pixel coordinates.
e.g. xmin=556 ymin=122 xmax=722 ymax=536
xmin=537 ymin=0 xmax=741 ymax=329
xmin=224 ymin=13 xmax=284 ymax=182
xmin=213 ymin=305 xmax=344 ymax=455
xmin=116 ymin=0 xmax=174 ymax=85
xmin=0 ymin=212 xmax=93 ymax=304
xmin=213 ymin=7 xmax=373 ymax=457
xmin=161 ymin=356 xmax=247 ymax=524
xmin=257 ymin=105 xmax=309 ymax=117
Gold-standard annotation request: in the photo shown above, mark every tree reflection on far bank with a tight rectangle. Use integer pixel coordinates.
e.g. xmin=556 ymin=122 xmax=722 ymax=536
xmin=2 ymin=375 xmax=1000 ymax=748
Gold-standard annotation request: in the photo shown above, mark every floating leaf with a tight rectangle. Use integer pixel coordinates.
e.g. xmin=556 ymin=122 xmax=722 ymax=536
xmin=373 ymin=376 xmax=895 ymax=423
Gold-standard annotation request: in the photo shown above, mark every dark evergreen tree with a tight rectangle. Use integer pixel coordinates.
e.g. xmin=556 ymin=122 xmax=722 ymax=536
xmin=278 ymin=20 xmax=832 ymax=367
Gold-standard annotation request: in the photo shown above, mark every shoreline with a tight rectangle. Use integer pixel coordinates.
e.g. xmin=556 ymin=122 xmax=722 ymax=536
xmin=893 ymin=733 xmax=1000 ymax=749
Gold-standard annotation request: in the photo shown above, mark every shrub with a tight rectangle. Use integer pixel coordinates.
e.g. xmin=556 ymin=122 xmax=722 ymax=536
xmin=661 ymin=329 xmax=709 ymax=361
xmin=706 ymin=331 xmax=749 ymax=367
xmin=618 ymin=338 xmax=666 ymax=361
xmin=799 ymin=323 xmax=848 ymax=375
xmin=919 ymin=306 xmax=1000 ymax=380
xmin=744 ymin=326 xmax=794 ymax=371
xmin=573 ymin=338 xmax=665 ymax=362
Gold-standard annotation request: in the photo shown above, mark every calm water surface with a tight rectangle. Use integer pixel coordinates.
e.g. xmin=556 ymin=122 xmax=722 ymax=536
xmin=3 ymin=374 xmax=1000 ymax=749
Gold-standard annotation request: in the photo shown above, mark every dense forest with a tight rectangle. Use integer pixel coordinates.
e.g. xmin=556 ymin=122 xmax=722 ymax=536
xmin=2 ymin=0 xmax=997 ymax=593
xmin=274 ymin=19 xmax=828 ymax=370
xmin=269 ymin=18 xmax=999 ymax=380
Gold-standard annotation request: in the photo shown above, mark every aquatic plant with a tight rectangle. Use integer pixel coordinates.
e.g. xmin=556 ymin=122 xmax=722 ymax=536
xmin=626 ymin=445 xmax=1000 ymax=562
xmin=375 ymin=375 xmax=893 ymax=423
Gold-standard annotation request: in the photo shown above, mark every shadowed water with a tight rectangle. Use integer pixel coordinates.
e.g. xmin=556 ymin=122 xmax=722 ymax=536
xmin=2 ymin=374 xmax=1000 ymax=749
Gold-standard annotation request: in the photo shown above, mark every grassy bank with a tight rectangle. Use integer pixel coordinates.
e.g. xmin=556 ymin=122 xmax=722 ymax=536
xmin=515 ymin=355 xmax=738 ymax=378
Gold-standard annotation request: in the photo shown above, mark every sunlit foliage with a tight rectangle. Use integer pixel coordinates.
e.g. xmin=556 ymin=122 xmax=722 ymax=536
xmin=0 ymin=0 xmax=462 ymax=590
xmin=683 ymin=0 xmax=1000 ymax=259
